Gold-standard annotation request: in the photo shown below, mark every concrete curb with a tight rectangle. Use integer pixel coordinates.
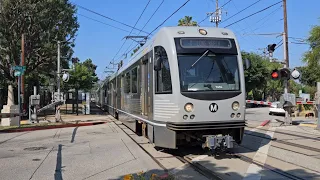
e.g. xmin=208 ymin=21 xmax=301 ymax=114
xmin=0 ymin=121 xmax=107 ymax=133
xmin=260 ymin=120 xmax=270 ymax=126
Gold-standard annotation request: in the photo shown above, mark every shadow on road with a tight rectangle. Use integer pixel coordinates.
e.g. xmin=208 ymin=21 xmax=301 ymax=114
xmin=54 ymin=144 xmax=63 ymax=180
xmin=70 ymin=127 xmax=78 ymax=143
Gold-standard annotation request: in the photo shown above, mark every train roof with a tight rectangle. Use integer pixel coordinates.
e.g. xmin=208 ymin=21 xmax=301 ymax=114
xmin=106 ymin=26 xmax=237 ymax=81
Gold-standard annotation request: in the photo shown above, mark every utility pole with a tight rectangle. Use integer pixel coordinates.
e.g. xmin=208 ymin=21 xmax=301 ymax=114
xmin=21 ymin=34 xmax=25 ymax=113
xmin=215 ymin=0 xmax=219 ymax=27
xmin=207 ymin=0 xmax=223 ymax=27
xmin=283 ymin=0 xmax=289 ymax=93
xmin=57 ymin=41 xmax=61 ymax=117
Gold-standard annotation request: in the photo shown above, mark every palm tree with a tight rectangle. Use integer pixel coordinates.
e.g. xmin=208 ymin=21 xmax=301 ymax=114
xmin=178 ymin=16 xmax=198 ymax=26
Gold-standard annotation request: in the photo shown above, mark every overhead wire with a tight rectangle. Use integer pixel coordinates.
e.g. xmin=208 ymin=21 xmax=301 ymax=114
xmin=122 ymin=0 xmax=165 ymax=60
xmin=220 ymin=0 xmax=262 ymax=25
xmin=146 ymin=0 xmax=191 ymax=37
xmin=115 ymin=0 xmax=190 ymax=69
xmin=229 ymin=0 xmax=264 ymax=47
xmin=224 ymin=1 xmax=282 ymax=28
xmin=77 ymin=14 xmax=138 ymax=35
xmin=111 ymin=0 xmax=152 ymax=63
xmin=238 ymin=5 xmax=282 ymax=33
xmin=75 ymin=4 xmax=151 ymax=35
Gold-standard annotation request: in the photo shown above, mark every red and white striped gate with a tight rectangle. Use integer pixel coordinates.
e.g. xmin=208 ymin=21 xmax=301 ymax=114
xmin=246 ymin=100 xmax=317 ymax=106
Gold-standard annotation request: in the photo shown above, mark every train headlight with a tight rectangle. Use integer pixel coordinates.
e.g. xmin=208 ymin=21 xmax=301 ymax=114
xmin=184 ymin=103 xmax=194 ymax=112
xmin=232 ymin=101 xmax=239 ymax=111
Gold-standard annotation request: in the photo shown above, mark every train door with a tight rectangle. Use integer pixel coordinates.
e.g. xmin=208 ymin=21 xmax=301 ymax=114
xmin=148 ymin=50 xmax=154 ymax=120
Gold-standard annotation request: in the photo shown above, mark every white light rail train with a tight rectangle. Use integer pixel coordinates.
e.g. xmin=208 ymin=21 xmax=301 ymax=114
xmin=96 ymin=26 xmax=251 ymax=153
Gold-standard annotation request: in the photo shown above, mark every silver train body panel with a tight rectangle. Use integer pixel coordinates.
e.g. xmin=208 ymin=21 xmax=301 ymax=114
xmin=97 ymin=26 xmax=246 ymax=149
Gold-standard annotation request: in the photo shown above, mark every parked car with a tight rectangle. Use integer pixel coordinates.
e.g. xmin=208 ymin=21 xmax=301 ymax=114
xmin=269 ymin=101 xmax=285 ymax=115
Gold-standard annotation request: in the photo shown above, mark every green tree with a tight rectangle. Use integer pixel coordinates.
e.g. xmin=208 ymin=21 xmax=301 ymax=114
xmin=68 ymin=59 xmax=99 ymax=91
xmin=298 ymin=20 xmax=320 ymax=86
xmin=0 ymin=0 xmax=79 ymax=85
xmin=242 ymin=51 xmax=269 ymax=100
xmin=82 ymin=58 xmax=98 ymax=77
xmin=178 ymin=16 xmax=198 ymax=26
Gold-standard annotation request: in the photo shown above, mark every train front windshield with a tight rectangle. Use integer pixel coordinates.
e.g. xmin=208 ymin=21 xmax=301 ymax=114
xmin=177 ymin=53 xmax=240 ymax=92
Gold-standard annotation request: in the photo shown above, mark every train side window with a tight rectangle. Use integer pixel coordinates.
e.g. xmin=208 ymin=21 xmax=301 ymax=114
xmin=124 ymin=72 xmax=131 ymax=93
xmin=131 ymin=67 xmax=138 ymax=93
xmin=154 ymin=46 xmax=172 ymax=94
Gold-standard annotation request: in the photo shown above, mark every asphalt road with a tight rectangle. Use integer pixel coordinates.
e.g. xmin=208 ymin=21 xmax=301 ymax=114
xmin=0 ymin=119 xmax=164 ymax=180
xmin=245 ymin=107 xmax=284 ymax=127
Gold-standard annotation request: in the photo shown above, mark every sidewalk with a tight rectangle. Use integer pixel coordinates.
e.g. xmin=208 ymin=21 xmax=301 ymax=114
xmin=0 ymin=117 xmax=165 ymax=180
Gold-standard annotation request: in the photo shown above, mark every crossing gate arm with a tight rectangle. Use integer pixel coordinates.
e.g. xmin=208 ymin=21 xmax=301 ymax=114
xmin=37 ymin=100 xmax=65 ymax=113
xmin=246 ymin=100 xmax=317 ymax=106
xmin=246 ymin=100 xmax=272 ymax=106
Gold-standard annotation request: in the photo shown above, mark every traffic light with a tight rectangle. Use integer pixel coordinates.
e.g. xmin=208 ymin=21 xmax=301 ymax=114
xmin=271 ymin=69 xmax=279 ymax=80
xmin=267 ymin=44 xmax=277 ymax=53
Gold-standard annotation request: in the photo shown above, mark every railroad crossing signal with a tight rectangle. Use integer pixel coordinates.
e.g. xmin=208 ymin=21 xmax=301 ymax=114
xmin=271 ymin=68 xmax=300 ymax=80
xmin=279 ymin=68 xmax=290 ymax=80
xmin=271 ymin=69 xmax=279 ymax=80
xmin=267 ymin=44 xmax=276 ymax=53
xmin=291 ymin=68 xmax=300 ymax=80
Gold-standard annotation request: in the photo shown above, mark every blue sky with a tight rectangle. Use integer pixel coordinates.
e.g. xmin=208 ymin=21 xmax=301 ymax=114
xmin=72 ymin=0 xmax=319 ymax=80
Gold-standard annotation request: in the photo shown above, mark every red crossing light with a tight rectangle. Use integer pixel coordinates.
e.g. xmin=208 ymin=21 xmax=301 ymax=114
xmin=271 ymin=70 xmax=279 ymax=80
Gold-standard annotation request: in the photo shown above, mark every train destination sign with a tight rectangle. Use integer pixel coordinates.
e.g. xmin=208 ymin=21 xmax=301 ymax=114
xmin=180 ymin=38 xmax=232 ymax=49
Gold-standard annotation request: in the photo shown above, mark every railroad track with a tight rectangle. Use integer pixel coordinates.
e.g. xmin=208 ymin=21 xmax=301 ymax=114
xmin=244 ymin=131 xmax=320 ymax=153
xmin=174 ymin=155 xmax=223 ymax=180
xmin=230 ymin=149 xmax=306 ymax=180
xmin=112 ymin=119 xmax=223 ymax=179
xmin=245 ymin=126 xmax=320 ymax=141
xmin=112 ymin=118 xmax=315 ymax=180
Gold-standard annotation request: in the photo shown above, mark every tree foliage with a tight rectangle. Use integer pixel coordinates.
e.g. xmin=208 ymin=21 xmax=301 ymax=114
xmin=242 ymin=51 xmax=303 ymax=101
xmin=178 ymin=16 xmax=198 ymax=26
xmin=298 ymin=23 xmax=320 ymax=86
xmin=68 ymin=58 xmax=99 ymax=91
xmin=0 ymin=0 xmax=79 ymax=85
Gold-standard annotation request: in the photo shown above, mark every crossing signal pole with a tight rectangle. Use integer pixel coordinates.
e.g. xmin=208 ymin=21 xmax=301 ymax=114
xmin=283 ymin=0 xmax=289 ymax=93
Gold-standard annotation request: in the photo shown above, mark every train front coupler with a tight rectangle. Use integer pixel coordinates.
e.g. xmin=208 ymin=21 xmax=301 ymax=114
xmin=202 ymin=134 xmax=234 ymax=155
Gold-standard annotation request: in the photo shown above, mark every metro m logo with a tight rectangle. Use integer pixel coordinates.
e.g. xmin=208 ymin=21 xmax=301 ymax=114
xmin=209 ymin=103 xmax=218 ymax=113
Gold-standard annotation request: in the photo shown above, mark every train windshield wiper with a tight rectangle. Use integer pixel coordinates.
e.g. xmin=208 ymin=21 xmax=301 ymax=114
xmin=188 ymin=50 xmax=210 ymax=70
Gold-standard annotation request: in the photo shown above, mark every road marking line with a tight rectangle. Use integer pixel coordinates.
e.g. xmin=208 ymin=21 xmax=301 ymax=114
xmin=243 ymin=127 xmax=276 ymax=180
xmin=191 ymin=155 xmax=208 ymax=162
